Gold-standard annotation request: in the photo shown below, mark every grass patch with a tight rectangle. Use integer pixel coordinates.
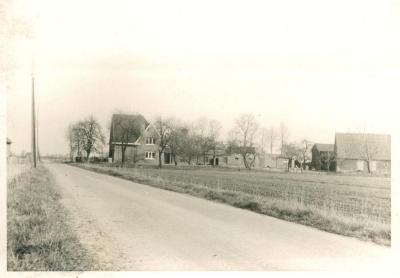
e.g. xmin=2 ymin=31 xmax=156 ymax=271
xmin=7 ymin=165 xmax=96 ymax=271
xmin=71 ymin=163 xmax=391 ymax=246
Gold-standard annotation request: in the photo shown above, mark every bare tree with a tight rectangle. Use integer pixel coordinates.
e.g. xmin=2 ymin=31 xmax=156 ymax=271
xmin=66 ymin=122 xmax=85 ymax=161
xmin=195 ymin=118 xmax=212 ymax=165
xmin=206 ymin=119 xmax=221 ymax=167
xmin=299 ymin=139 xmax=312 ymax=170
xmin=153 ymin=116 xmax=174 ymax=168
xmin=66 ymin=124 xmax=76 ymax=161
xmin=113 ymin=115 xmax=144 ymax=165
xmin=167 ymin=120 xmax=193 ymax=166
xmin=229 ymin=113 xmax=259 ymax=170
xmin=192 ymin=118 xmax=221 ymax=166
xmin=268 ymin=127 xmax=276 ymax=155
xmin=259 ymin=127 xmax=268 ymax=156
xmin=360 ymin=133 xmax=380 ymax=173
xmin=170 ymin=124 xmax=200 ymax=165
xmin=279 ymin=122 xmax=289 ymax=155
xmin=77 ymin=116 xmax=106 ymax=161
xmin=168 ymin=127 xmax=183 ymax=165
xmin=282 ymin=142 xmax=302 ymax=158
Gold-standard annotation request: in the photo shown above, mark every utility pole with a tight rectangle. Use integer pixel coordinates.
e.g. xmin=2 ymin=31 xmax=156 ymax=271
xmin=32 ymin=75 xmax=37 ymax=168
xmin=37 ymin=108 xmax=40 ymax=162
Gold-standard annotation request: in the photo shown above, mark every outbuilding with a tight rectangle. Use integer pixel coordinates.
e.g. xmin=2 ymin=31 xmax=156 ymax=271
xmin=335 ymin=133 xmax=390 ymax=174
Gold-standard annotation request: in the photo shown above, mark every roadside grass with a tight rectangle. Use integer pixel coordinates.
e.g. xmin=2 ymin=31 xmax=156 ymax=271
xmin=72 ymin=163 xmax=391 ymax=246
xmin=7 ymin=165 xmax=96 ymax=271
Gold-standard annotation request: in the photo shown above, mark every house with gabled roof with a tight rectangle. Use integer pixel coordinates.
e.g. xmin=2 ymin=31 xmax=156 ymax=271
xmin=108 ymin=113 xmax=172 ymax=165
xmin=335 ymin=133 xmax=390 ymax=174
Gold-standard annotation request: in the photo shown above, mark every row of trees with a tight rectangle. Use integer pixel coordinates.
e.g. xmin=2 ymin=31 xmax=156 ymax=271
xmin=150 ymin=114 xmax=312 ymax=169
xmin=226 ymin=114 xmax=313 ymax=169
xmin=152 ymin=117 xmax=222 ymax=168
xmin=66 ymin=113 xmax=312 ymax=169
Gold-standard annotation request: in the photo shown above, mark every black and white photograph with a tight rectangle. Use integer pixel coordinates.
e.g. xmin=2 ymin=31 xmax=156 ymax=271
xmin=1 ymin=0 xmax=399 ymax=274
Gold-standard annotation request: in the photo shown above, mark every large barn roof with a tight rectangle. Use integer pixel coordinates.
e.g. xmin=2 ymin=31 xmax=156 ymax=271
xmin=313 ymin=143 xmax=334 ymax=152
xmin=335 ymin=133 xmax=391 ymax=161
xmin=110 ymin=114 xmax=149 ymax=143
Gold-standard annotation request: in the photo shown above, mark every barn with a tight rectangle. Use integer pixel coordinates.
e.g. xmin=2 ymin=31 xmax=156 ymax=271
xmin=335 ymin=133 xmax=391 ymax=174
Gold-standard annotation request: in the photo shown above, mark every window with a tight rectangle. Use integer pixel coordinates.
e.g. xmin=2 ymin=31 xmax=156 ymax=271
xmin=145 ymin=151 xmax=156 ymax=159
xmin=357 ymin=160 xmax=364 ymax=171
xmin=145 ymin=137 xmax=155 ymax=145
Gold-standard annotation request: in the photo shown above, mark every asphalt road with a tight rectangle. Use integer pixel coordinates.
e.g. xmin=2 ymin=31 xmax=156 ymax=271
xmin=47 ymin=163 xmax=391 ymax=270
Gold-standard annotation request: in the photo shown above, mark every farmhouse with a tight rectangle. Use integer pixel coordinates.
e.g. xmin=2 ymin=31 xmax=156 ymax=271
xmin=311 ymin=144 xmax=335 ymax=171
xmin=335 ymin=133 xmax=391 ymax=174
xmin=108 ymin=114 xmax=172 ymax=165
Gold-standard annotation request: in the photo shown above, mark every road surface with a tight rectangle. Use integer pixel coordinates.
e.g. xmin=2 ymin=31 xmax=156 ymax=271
xmin=47 ymin=163 xmax=391 ymax=270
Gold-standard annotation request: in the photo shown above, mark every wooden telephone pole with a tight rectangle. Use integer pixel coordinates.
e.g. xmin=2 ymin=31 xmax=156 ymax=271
xmin=37 ymin=109 xmax=40 ymax=162
xmin=32 ymin=75 xmax=37 ymax=168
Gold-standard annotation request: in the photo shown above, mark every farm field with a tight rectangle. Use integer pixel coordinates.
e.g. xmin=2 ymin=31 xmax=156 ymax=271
xmin=72 ymin=163 xmax=391 ymax=246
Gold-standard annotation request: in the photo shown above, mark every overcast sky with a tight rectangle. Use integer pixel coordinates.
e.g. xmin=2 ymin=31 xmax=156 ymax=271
xmin=5 ymin=0 xmax=400 ymax=155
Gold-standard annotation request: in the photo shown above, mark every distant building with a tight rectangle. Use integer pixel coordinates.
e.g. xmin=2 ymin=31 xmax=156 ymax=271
xmin=335 ymin=133 xmax=391 ymax=174
xmin=223 ymin=145 xmax=260 ymax=169
xmin=202 ymin=143 xmax=227 ymax=166
xmin=274 ymin=156 xmax=290 ymax=169
xmin=224 ymin=153 xmax=260 ymax=169
xmin=311 ymin=144 xmax=335 ymax=171
xmin=208 ymin=150 xmax=286 ymax=170
xmin=6 ymin=137 xmax=12 ymax=158
xmin=108 ymin=114 xmax=172 ymax=165
xmin=258 ymin=153 xmax=280 ymax=168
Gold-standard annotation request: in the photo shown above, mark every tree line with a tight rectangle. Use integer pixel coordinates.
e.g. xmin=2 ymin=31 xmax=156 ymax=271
xmin=66 ymin=113 xmax=313 ymax=169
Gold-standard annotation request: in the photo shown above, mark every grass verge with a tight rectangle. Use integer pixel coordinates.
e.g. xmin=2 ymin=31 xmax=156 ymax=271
xmin=7 ymin=165 xmax=96 ymax=271
xmin=71 ymin=163 xmax=390 ymax=246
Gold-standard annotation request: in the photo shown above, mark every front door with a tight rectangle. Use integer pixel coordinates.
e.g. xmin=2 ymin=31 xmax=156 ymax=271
xmin=164 ymin=153 xmax=171 ymax=164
